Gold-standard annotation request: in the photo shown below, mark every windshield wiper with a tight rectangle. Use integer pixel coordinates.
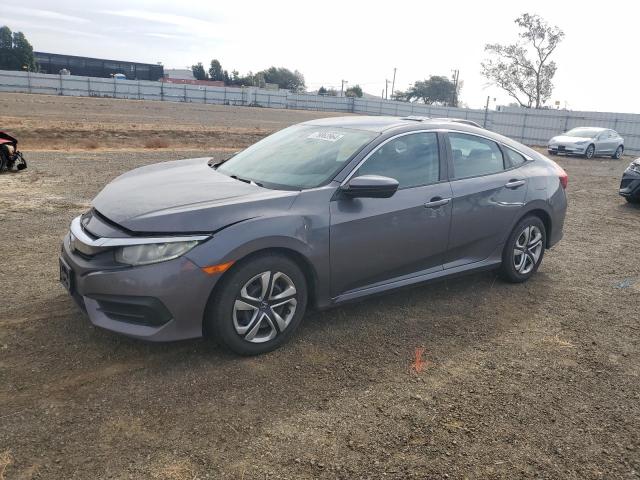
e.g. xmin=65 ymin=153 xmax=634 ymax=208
xmin=230 ymin=175 xmax=250 ymax=184
xmin=230 ymin=175 xmax=263 ymax=188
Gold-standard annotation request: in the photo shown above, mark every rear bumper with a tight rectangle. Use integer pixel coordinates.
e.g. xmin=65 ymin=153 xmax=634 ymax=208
xmin=60 ymin=233 xmax=219 ymax=341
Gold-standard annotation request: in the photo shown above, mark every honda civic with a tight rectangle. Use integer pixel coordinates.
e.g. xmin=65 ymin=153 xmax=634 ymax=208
xmin=60 ymin=116 xmax=568 ymax=355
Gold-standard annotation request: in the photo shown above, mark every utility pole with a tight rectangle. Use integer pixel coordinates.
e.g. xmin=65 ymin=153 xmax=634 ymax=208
xmin=391 ymin=68 xmax=397 ymax=101
xmin=385 ymin=79 xmax=389 ymax=100
xmin=483 ymin=95 xmax=491 ymax=128
xmin=381 ymin=89 xmax=384 ymax=99
xmin=341 ymin=79 xmax=347 ymax=97
xmin=451 ymin=69 xmax=459 ymax=107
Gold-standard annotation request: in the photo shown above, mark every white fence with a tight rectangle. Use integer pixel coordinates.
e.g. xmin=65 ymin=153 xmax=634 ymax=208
xmin=2 ymin=69 xmax=639 ymax=155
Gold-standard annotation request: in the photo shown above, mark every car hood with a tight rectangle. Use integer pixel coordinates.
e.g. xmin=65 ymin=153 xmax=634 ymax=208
xmin=551 ymin=135 xmax=593 ymax=143
xmin=92 ymin=157 xmax=298 ymax=233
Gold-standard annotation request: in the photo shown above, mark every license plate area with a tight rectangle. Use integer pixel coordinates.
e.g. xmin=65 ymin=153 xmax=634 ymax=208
xmin=59 ymin=257 xmax=74 ymax=293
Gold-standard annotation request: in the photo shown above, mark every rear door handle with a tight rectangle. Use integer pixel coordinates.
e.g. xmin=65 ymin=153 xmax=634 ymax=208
xmin=505 ymin=179 xmax=526 ymax=189
xmin=424 ymin=197 xmax=451 ymax=208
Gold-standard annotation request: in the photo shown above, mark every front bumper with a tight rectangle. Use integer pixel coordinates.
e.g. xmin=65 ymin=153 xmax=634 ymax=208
xmin=60 ymin=232 xmax=219 ymax=341
xmin=619 ymin=167 xmax=640 ymax=199
xmin=547 ymin=144 xmax=588 ymax=155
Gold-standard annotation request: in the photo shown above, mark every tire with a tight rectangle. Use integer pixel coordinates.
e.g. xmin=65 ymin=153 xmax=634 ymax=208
xmin=499 ymin=215 xmax=546 ymax=283
xmin=0 ymin=145 xmax=8 ymax=171
xmin=584 ymin=144 xmax=595 ymax=159
xmin=205 ymin=253 xmax=308 ymax=355
xmin=625 ymin=196 xmax=640 ymax=204
xmin=612 ymin=145 xmax=623 ymax=159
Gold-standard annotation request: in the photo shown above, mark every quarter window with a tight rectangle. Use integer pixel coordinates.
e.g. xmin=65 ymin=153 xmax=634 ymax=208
xmin=504 ymin=147 xmax=527 ymax=168
xmin=354 ymin=132 xmax=440 ymax=188
xmin=449 ymin=133 xmax=505 ymax=178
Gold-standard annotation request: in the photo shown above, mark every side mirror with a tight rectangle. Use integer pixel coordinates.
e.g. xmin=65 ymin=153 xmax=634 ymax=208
xmin=341 ymin=175 xmax=399 ymax=199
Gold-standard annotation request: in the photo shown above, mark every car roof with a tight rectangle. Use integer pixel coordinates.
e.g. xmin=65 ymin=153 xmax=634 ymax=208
xmin=301 ymin=115 xmax=483 ymax=133
xmin=568 ymin=126 xmax=607 ymax=131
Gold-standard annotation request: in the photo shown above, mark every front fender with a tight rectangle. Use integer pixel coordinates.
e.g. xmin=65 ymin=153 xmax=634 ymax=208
xmin=186 ymin=213 xmax=331 ymax=307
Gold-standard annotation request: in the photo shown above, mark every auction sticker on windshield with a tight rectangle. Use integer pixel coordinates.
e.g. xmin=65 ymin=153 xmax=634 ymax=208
xmin=307 ymin=131 xmax=345 ymax=142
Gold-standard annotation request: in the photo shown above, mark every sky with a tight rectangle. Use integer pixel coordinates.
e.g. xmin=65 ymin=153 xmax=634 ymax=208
xmin=4 ymin=0 xmax=639 ymax=113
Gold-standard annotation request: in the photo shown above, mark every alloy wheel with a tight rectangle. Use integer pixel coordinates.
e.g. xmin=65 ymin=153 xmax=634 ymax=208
xmin=615 ymin=146 xmax=623 ymax=159
xmin=586 ymin=145 xmax=595 ymax=159
xmin=232 ymin=271 xmax=298 ymax=343
xmin=513 ymin=225 xmax=543 ymax=275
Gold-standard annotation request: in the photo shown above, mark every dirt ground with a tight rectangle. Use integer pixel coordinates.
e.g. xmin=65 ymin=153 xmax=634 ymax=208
xmin=0 ymin=93 xmax=348 ymax=151
xmin=1 ymin=93 xmax=639 ymax=479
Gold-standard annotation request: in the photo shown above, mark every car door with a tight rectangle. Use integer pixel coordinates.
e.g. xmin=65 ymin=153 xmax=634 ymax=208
xmin=594 ymin=130 xmax=608 ymax=155
xmin=444 ymin=131 xmax=528 ymax=269
xmin=596 ymin=131 xmax=613 ymax=154
xmin=604 ymin=130 xmax=619 ymax=153
xmin=330 ymin=131 xmax=452 ymax=297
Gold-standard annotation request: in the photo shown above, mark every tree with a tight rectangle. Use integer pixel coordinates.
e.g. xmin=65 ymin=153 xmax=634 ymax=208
xmin=392 ymin=90 xmax=407 ymax=101
xmin=209 ymin=59 xmax=224 ymax=81
xmin=0 ymin=26 xmax=36 ymax=71
xmin=258 ymin=66 xmax=305 ymax=92
xmin=191 ymin=62 xmax=207 ymax=80
xmin=318 ymin=86 xmax=328 ymax=95
xmin=405 ymin=76 xmax=456 ymax=104
xmin=345 ymin=84 xmax=363 ymax=98
xmin=481 ymin=13 xmax=564 ymax=109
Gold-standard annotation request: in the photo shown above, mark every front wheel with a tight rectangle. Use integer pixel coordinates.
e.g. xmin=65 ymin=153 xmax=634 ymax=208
xmin=205 ymin=253 xmax=308 ymax=355
xmin=499 ymin=216 xmax=546 ymax=283
xmin=584 ymin=144 xmax=595 ymax=159
xmin=612 ymin=145 xmax=623 ymax=159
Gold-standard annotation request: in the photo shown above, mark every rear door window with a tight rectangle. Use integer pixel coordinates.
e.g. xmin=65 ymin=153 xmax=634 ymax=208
xmin=448 ymin=133 xmax=505 ymax=179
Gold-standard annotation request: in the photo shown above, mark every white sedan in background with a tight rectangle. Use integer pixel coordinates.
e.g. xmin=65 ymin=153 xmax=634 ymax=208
xmin=548 ymin=127 xmax=624 ymax=159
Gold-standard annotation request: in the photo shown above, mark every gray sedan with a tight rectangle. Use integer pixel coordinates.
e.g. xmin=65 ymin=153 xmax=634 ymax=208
xmin=60 ymin=116 xmax=568 ymax=355
xmin=548 ymin=127 xmax=624 ymax=159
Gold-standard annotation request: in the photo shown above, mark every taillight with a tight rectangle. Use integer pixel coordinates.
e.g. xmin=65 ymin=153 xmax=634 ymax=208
xmin=550 ymin=160 xmax=568 ymax=189
xmin=558 ymin=167 xmax=568 ymax=189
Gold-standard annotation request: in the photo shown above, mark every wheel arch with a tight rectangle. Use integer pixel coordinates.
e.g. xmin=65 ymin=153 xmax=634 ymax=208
xmin=202 ymin=246 xmax=320 ymax=337
xmin=517 ymin=208 xmax=553 ymax=248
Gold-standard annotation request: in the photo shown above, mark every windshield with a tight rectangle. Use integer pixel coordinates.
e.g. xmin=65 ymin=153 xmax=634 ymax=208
xmin=565 ymin=128 xmax=601 ymax=138
xmin=217 ymin=125 xmax=378 ymax=189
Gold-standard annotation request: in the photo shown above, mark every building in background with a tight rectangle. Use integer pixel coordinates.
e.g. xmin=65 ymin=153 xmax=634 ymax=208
xmin=33 ymin=52 xmax=164 ymax=81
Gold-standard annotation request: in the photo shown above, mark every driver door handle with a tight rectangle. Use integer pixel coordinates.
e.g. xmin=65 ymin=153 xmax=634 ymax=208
xmin=424 ymin=197 xmax=451 ymax=208
xmin=505 ymin=179 xmax=526 ymax=189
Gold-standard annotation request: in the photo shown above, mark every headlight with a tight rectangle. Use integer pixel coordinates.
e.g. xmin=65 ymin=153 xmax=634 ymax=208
xmin=630 ymin=162 xmax=640 ymax=173
xmin=574 ymin=140 xmax=588 ymax=145
xmin=115 ymin=240 xmax=200 ymax=266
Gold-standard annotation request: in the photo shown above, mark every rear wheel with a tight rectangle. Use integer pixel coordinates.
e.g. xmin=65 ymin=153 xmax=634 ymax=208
xmin=612 ymin=145 xmax=623 ymax=159
xmin=205 ymin=253 xmax=308 ymax=355
xmin=625 ymin=196 xmax=640 ymax=204
xmin=584 ymin=144 xmax=595 ymax=159
xmin=499 ymin=216 xmax=546 ymax=283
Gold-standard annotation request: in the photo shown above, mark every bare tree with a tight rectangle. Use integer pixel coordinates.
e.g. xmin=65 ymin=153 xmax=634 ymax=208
xmin=481 ymin=14 xmax=564 ymax=108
